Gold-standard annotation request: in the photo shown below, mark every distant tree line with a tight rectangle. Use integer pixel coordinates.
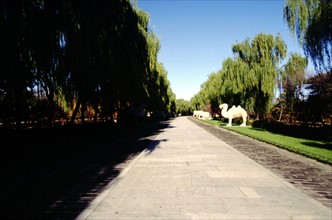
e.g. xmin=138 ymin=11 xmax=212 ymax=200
xmin=187 ymin=32 xmax=331 ymax=126
xmin=0 ymin=0 xmax=176 ymax=128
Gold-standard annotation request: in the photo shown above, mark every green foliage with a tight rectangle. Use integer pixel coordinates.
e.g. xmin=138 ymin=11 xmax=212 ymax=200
xmin=0 ymin=0 xmax=175 ymax=127
xmin=281 ymin=53 xmax=308 ymax=113
xmin=284 ymin=0 xmax=332 ymax=70
xmin=175 ymin=99 xmax=191 ymax=116
xmin=304 ymin=71 xmax=332 ymax=124
xmin=233 ymin=34 xmax=287 ymax=117
xmin=193 ymin=33 xmax=287 ymax=119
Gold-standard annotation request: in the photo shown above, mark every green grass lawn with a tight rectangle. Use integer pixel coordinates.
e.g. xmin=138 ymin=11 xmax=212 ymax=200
xmin=199 ymin=119 xmax=332 ymax=164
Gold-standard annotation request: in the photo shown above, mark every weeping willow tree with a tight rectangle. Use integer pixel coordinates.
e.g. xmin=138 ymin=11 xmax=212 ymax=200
xmin=135 ymin=9 xmax=176 ymax=114
xmin=284 ymin=0 xmax=332 ymax=70
xmin=203 ymin=72 xmax=223 ymax=112
xmin=192 ymin=33 xmax=287 ymax=119
xmin=219 ymin=58 xmax=251 ymax=108
xmin=282 ymin=53 xmax=308 ymax=115
xmin=231 ymin=33 xmax=287 ymax=118
xmin=0 ymin=0 xmax=175 ymax=128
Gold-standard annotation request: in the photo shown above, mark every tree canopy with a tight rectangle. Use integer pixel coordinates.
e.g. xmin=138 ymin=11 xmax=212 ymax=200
xmin=284 ymin=0 xmax=332 ymax=70
xmin=190 ymin=31 xmax=330 ymax=125
xmin=192 ymin=33 xmax=287 ymax=119
xmin=304 ymin=71 xmax=332 ymax=124
xmin=281 ymin=53 xmax=308 ymax=113
xmin=0 ymin=0 xmax=175 ymax=128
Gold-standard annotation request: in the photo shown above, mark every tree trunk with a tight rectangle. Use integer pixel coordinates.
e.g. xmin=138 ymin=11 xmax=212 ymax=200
xmin=48 ymin=97 xmax=55 ymax=127
xmin=255 ymin=112 xmax=260 ymax=121
xmin=14 ymin=84 xmax=25 ymax=129
xmin=71 ymin=96 xmax=82 ymax=124
xmin=278 ymin=104 xmax=283 ymax=121
xmin=93 ymin=102 xmax=98 ymax=123
xmin=80 ymin=99 xmax=86 ymax=124
xmin=47 ymin=89 xmax=55 ymax=127
xmin=43 ymin=80 xmax=55 ymax=127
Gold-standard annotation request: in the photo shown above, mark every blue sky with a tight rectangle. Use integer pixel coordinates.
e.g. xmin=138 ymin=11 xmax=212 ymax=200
xmin=137 ymin=0 xmax=314 ymax=101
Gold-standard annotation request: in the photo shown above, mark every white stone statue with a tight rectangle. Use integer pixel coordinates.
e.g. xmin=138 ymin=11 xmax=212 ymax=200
xmin=198 ymin=111 xmax=212 ymax=120
xmin=219 ymin=103 xmax=248 ymax=127
xmin=193 ymin=110 xmax=203 ymax=118
xmin=193 ymin=110 xmax=212 ymax=120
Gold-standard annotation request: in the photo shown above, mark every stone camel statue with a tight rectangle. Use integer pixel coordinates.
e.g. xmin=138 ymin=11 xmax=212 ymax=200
xmin=219 ymin=103 xmax=248 ymax=127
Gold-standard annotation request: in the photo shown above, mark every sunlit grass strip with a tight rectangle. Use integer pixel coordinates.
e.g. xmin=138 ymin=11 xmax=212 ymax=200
xmin=226 ymin=126 xmax=332 ymax=164
xmin=196 ymin=118 xmax=332 ymax=164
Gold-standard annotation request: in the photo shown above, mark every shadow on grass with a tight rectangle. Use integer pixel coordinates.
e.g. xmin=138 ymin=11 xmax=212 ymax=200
xmin=252 ymin=121 xmax=332 ymax=142
xmin=0 ymin=119 xmax=172 ymax=219
xmin=248 ymin=127 xmax=265 ymax=131
xmin=301 ymin=141 xmax=332 ymax=151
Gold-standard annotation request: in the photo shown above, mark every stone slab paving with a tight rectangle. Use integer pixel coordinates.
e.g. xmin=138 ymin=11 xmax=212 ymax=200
xmin=77 ymin=117 xmax=331 ymax=220
xmin=189 ymin=117 xmax=332 ymax=209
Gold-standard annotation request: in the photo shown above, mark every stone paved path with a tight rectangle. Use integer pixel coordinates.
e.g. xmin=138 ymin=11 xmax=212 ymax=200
xmin=77 ymin=117 xmax=331 ymax=219
xmin=189 ymin=117 xmax=332 ymax=209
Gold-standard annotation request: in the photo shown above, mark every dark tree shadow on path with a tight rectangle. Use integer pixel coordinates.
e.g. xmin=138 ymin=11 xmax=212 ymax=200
xmin=0 ymin=119 xmax=172 ymax=219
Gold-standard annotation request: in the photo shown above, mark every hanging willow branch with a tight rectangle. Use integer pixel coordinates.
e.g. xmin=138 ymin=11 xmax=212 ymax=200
xmin=284 ymin=0 xmax=332 ymax=71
